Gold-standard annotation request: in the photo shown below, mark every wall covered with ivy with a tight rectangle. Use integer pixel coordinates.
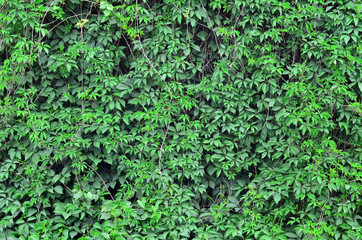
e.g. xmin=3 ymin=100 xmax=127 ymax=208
xmin=0 ymin=0 xmax=361 ymax=239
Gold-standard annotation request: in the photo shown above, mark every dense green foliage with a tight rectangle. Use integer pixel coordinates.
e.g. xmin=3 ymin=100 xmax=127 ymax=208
xmin=1 ymin=0 xmax=361 ymax=239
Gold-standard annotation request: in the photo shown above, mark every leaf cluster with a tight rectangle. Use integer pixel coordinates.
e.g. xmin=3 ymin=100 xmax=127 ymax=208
xmin=0 ymin=0 xmax=361 ymax=239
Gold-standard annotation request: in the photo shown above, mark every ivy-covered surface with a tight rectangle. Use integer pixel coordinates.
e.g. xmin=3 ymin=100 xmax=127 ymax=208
xmin=0 ymin=0 xmax=361 ymax=239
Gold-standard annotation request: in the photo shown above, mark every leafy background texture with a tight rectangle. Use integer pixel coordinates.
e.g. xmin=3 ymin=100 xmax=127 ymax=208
xmin=0 ymin=0 xmax=361 ymax=239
